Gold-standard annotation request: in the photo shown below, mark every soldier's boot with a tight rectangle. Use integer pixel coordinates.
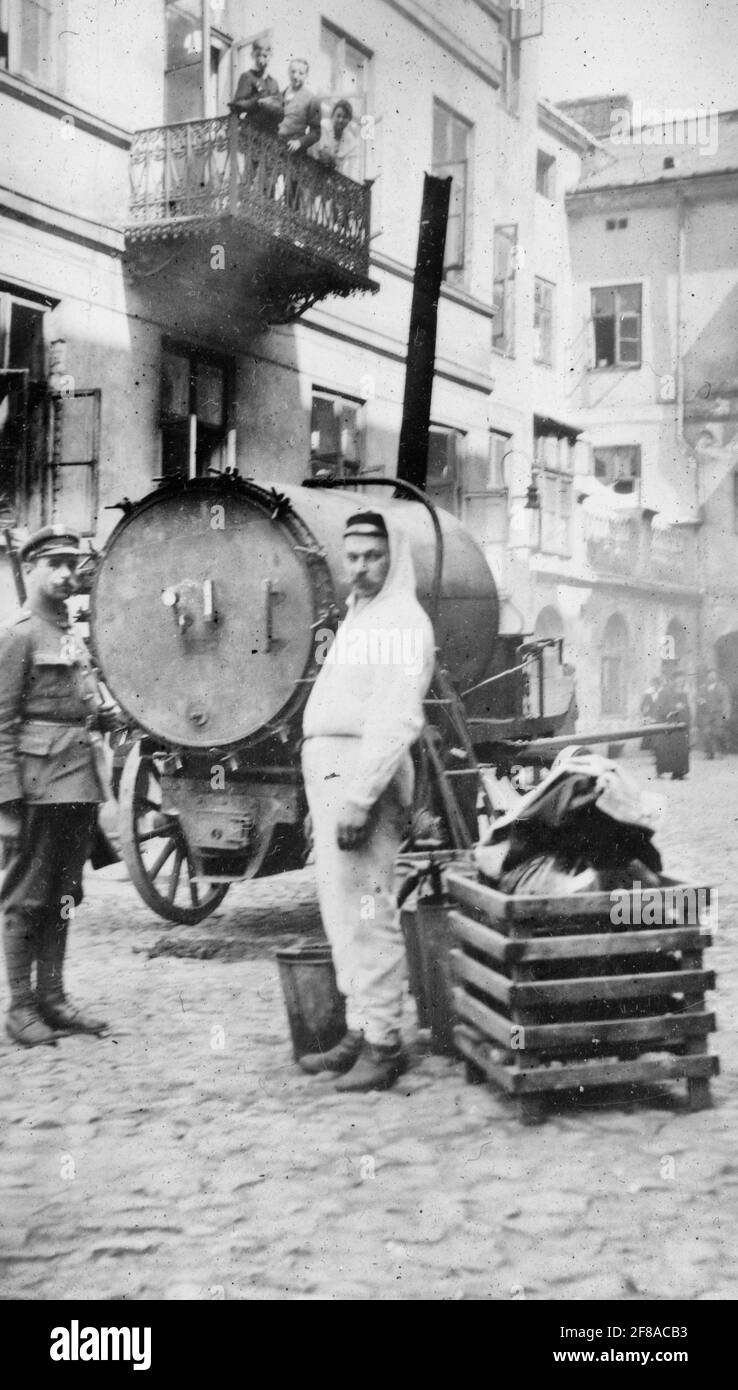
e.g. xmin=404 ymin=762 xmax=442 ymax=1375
xmin=3 ymin=911 xmax=62 ymax=1047
xmin=334 ymin=1038 xmax=406 ymax=1093
xmin=36 ymin=915 xmax=107 ymax=1036
xmin=299 ymin=1029 xmax=364 ymax=1075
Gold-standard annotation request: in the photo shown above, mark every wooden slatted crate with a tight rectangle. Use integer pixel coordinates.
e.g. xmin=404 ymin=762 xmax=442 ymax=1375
xmin=443 ymin=868 xmax=719 ymax=1124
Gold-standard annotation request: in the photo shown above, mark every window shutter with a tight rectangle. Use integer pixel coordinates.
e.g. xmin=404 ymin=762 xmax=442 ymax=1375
xmin=48 ymin=388 xmax=101 ymax=536
xmin=364 ymin=111 xmax=383 ymax=237
xmin=0 ymin=369 xmax=29 ymax=525
xmin=585 ymin=311 xmax=596 ymax=370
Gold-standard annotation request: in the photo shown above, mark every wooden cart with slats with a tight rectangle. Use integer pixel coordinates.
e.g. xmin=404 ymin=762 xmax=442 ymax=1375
xmin=442 ymin=868 xmax=719 ymax=1124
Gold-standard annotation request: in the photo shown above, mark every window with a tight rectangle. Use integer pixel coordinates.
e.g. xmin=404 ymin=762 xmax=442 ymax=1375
xmin=594 ymin=444 xmax=642 ymax=496
xmin=0 ymin=287 xmax=50 ymax=525
xmin=1 ymin=0 xmax=56 ymax=87
xmin=160 ymin=343 xmax=231 ymax=478
xmin=310 ymin=390 xmax=364 ymax=478
xmin=426 ymin=425 xmax=463 ymax=513
xmin=538 ymin=472 xmax=572 ymax=555
xmin=48 ymin=390 xmax=101 ymax=536
xmin=535 ymin=424 xmax=574 ymax=556
xmin=591 ymin=284 xmax=642 ymax=368
xmin=601 ymin=613 xmax=630 ymax=717
xmin=489 ymin=428 xmax=511 ymax=490
xmin=460 ymin=429 xmax=510 ymax=547
xmin=535 ymin=430 xmax=574 ymax=474
xmin=432 ymin=100 xmax=472 ymax=282
xmin=164 ymin=0 xmax=232 ymax=121
xmin=534 ymin=277 xmax=554 ymax=365
xmin=0 ymin=291 xmax=46 ymax=379
xmin=536 ymin=150 xmax=555 ymax=198
xmin=320 ymin=21 xmax=372 ymax=183
xmin=501 ymin=36 xmax=521 ymax=116
xmin=493 ymin=225 xmax=517 ymax=357
xmin=0 ymin=373 xmax=28 ymax=524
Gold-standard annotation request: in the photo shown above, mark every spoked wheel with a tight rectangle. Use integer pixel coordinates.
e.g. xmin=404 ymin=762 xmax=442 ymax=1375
xmin=118 ymin=743 xmax=230 ymax=925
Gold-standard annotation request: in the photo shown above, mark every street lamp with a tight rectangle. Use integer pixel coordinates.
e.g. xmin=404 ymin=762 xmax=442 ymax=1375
xmin=525 ymin=476 xmax=541 ymax=510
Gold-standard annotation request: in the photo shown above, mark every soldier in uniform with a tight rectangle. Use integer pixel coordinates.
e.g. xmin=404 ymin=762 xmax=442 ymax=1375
xmin=0 ymin=526 xmax=108 ymax=1046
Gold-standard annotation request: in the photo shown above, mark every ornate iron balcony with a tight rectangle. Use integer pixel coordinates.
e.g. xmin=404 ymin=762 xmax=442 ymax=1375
xmin=649 ymin=523 xmax=696 ymax=585
xmin=584 ymin=510 xmax=697 ymax=586
xmin=125 ymin=116 xmax=377 ymax=321
xmin=584 ymin=511 xmax=641 ymax=574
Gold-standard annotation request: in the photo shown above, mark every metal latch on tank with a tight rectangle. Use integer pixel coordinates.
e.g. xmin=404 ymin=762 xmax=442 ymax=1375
xmin=161 ymin=580 xmax=218 ymax=633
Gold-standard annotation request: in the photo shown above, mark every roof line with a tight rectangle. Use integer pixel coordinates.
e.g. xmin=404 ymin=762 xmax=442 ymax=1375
xmin=568 ymin=166 xmax=738 ymax=200
xmin=538 ymin=99 xmax=604 ymax=152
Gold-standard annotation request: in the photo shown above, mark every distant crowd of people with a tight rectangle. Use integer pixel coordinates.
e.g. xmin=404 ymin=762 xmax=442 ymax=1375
xmin=229 ymin=39 xmax=360 ymax=180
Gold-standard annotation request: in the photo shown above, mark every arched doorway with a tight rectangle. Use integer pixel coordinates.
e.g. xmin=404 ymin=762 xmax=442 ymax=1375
xmin=534 ymin=605 xmax=564 ymax=640
xmin=601 ymin=613 xmax=629 ymax=717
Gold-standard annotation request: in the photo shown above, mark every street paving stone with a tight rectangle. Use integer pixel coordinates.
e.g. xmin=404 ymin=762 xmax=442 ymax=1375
xmin=0 ymin=752 xmax=736 ymax=1300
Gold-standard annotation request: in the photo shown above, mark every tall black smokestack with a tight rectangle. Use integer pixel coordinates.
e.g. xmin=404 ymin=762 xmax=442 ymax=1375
xmin=396 ymin=173 xmax=451 ymax=492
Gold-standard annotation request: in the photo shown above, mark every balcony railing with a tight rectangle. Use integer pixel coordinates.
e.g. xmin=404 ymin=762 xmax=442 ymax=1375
xmin=584 ymin=510 xmax=697 ymax=585
xmin=584 ymin=511 xmax=640 ymax=573
xmin=126 ymin=116 xmax=375 ymax=298
xmin=649 ymin=523 xmax=695 ymax=584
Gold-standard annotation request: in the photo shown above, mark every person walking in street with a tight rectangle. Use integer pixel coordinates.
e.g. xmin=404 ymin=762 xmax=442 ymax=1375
xmin=0 ymin=526 xmax=109 ymax=1047
xmin=299 ymin=510 xmax=435 ymax=1091
xmin=652 ymin=667 xmax=690 ymax=780
xmin=640 ymin=674 xmax=662 ymax=752
xmin=702 ymin=668 xmax=731 ymax=759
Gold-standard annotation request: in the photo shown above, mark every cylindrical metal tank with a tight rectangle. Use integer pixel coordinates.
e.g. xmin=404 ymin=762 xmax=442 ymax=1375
xmin=90 ymin=476 xmax=498 ymax=751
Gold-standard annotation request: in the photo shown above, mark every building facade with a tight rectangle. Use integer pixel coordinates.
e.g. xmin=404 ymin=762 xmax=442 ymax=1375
xmin=2 ymin=3 xmax=735 ymax=738
xmin=0 ymin=0 xmax=519 ymax=615
xmin=563 ymin=104 xmax=738 ymax=732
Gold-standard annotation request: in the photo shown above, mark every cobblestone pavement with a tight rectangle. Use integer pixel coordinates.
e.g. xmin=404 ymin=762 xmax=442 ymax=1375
xmin=1 ymin=752 xmax=737 ymax=1301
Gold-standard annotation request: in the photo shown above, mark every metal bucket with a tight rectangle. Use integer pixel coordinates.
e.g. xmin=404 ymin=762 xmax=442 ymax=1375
xmin=415 ymin=898 xmax=456 ymax=1056
xmin=276 ymin=941 xmax=347 ymax=1061
xmin=400 ymin=905 xmax=431 ymax=1029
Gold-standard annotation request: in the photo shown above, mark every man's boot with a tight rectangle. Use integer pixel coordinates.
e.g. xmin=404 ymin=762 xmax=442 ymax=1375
xmin=299 ymin=1029 xmax=364 ymax=1075
xmin=334 ymin=1039 xmax=406 ymax=1092
xmin=38 ymin=996 xmax=108 ymax=1035
xmin=36 ymin=914 xmax=107 ymax=1036
xmin=3 ymin=911 xmax=61 ymax=1047
xmin=7 ymin=1004 xmax=64 ymax=1047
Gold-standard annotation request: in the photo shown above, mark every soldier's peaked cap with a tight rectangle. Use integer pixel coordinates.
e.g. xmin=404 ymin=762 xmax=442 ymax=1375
xmin=20 ymin=525 xmax=82 ymax=563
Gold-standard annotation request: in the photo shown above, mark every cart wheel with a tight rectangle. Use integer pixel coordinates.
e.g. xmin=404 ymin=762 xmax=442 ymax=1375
xmin=118 ymin=744 xmax=230 ymax=925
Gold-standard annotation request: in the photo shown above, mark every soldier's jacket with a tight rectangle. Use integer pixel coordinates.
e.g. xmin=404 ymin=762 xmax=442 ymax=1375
xmin=0 ymin=602 xmax=105 ymax=805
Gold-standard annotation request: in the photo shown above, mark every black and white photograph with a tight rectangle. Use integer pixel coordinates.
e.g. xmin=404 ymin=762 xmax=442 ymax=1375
xmin=0 ymin=0 xmax=736 ymax=1326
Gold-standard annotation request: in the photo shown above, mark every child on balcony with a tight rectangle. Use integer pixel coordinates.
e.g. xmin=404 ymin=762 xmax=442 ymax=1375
xmin=279 ymin=59 xmax=322 ymax=154
xmin=229 ymin=38 xmax=282 ymax=134
xmin=315 ymin=99 xmax=360 ymax=181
